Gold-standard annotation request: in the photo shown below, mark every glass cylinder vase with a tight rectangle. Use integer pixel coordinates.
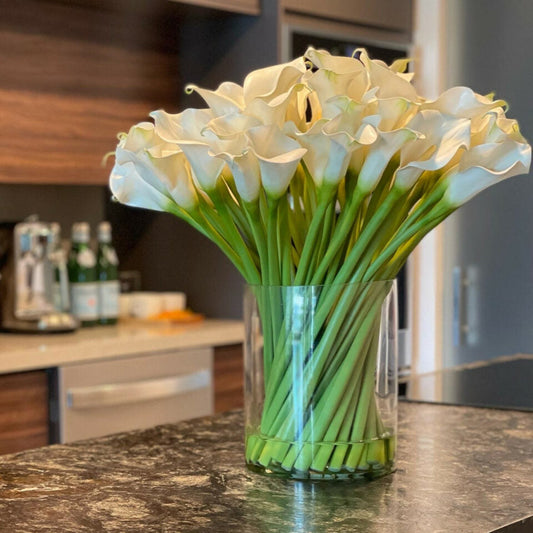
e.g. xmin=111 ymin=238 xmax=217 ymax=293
xmin=244 ymin=280 xmax=398 ymax=480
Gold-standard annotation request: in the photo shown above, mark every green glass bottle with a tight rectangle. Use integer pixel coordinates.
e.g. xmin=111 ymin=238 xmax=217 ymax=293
xmin=68 ymin=222 xmax=98 ymax=327
xmin=96 ymin=221 xmax=119 ymax=325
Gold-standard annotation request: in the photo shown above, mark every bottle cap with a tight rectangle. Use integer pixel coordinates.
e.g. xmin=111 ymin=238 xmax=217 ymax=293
xmin=98 ymin=221 xmax=112 ymax=243
xmin=71 ymin=222 xmax=90 ymax=243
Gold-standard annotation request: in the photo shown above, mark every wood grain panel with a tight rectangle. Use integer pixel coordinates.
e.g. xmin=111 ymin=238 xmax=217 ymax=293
xmin=0 ymin=0 xmax=181 ymax=185
xmin=214 ymin=343 xmax=244 ymax=413
xmin=0 ymin=370 xmax=49 ymax=454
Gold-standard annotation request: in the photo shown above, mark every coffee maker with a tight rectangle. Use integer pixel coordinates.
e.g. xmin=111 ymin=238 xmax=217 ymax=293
xmin=0 ymin=219 xmax=78 ymax=333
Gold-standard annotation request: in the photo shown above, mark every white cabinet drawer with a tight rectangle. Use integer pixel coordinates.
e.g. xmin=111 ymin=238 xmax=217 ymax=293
xmin=57 ymin=348 xmax=213 ymax=443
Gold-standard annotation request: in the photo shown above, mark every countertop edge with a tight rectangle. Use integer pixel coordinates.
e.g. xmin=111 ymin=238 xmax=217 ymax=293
xmin=0 ymin=319 xmax=244 ymax=374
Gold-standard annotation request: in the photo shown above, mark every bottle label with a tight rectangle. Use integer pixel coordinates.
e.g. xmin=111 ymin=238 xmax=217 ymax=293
xmin=77 ymin=249 xmax=96 ymax=268
xmin=98 ymin=280 xmax=120 ymax=318
xmin=104 ymin=248 xmax=119 ymax=266
xmin=70 ymin=282 xmax=98 ymax=320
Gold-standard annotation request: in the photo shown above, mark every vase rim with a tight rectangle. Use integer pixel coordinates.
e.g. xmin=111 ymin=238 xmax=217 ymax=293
xmin=245 ymin=279 xmax=396 ymax=289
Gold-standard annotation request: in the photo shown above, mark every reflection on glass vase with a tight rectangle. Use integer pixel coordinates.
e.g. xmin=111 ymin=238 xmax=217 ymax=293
xmin=244 ymin=280 xmax=398 ymax=480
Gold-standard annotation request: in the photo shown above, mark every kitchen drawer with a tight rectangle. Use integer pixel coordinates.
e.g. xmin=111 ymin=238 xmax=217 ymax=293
xmin=55 ymin=348 xmax=213 ymax=443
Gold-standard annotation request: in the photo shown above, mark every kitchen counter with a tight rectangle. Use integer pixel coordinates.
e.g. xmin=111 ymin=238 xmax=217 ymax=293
xmin=0 ymin=402 xmax=531 ymax=532
xmin=402 ymin=354 xmax=533 ymax=412
xmin=0 ymin=319 xmax=244 ymax=375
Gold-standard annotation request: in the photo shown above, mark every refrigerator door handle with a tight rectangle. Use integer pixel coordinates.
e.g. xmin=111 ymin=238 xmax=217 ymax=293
xmin=66 ymin=369 xmax=211 ymax=409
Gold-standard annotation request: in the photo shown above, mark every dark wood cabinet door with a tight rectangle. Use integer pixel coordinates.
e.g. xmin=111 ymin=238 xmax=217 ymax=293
xmin=214 ymin=344 xmax=244 ymax=413
xmin=0 ymin=371 xmax=49 ymax=454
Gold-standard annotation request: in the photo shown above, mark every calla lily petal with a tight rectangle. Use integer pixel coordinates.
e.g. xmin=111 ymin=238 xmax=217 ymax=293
xmin=215 ymin=149 xmax=262 ymax=204
xmin=305 ymin=47 xmax=366 ymax=76
xmin=110 ymin=161 xmax=174 ymax=212
xmin=175 ymin=140 xmax=225 ymax=193
xmin=443 ymin=141 xmax=531 ymax=206
xmin=247 ymin=125 xmax=307 ymax=199
xmin=422 ymin=86 xmax=505 ymax=119
xmin=394 ymin=110 xmax=471 ymax=190
xmin=186 ymin=81 xmax=244 ymax=115
xmin=357 ymin=128 xmax=420 ymax=192
xmin=243 ymin=57 xmax=306 ymax=104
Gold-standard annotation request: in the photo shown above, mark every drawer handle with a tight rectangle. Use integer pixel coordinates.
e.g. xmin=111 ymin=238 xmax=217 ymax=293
xmin=66 ymin=369 xmax=211 ymax=409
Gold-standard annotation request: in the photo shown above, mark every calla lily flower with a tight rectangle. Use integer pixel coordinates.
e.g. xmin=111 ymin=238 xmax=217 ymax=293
xmin=394 ymin=110 xmax=471 ymax=190
xmin=247 ymin=125 xmax=307 ymax=199
xmin=114 ymin=123 xmax=198 ymax=210
xmin=305 ymin=47 xmax=366 ymax=77
xmin=357 ymin=127 xmax=421 ymax=193
xmin=442 ymin=140 xmax=531 ymax=206
xmin=284 ymin=119 xmax=352 ymax=188
xmin=110 ymin=162 xmax=175 ymax=212
xmin=150 ymin=108 xmax=215 ymax=144
xmin=422 ymin=86 xmax=505 ymax=120
xmin=243 ymin=57 xmax=306 ymax=104
xmin=211 ymin=139 xmax=261 ymax=203
xmin=185 ymin=81 xmax=244 ymax=115
xmin=356 ymin=48 xmax=421 ymax=102
xmin=305 ymin=68 xmax=369 ymax=119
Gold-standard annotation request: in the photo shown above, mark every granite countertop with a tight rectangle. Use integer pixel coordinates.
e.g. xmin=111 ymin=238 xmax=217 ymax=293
xmin=0 ymin=319 xmax=243 ymax=375
xmin=0 ymin=402 xmax=531 ymax=533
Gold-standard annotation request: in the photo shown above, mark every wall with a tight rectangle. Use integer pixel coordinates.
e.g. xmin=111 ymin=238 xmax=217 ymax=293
xmin=0 ymin=0 xmax=279 ymax=318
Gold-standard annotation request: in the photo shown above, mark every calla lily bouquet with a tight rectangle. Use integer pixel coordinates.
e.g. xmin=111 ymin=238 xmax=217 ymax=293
xmin=110 ymin=48 xmax=531 ymax=479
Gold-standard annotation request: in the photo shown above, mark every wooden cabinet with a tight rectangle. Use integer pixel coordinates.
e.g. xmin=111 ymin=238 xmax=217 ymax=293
xmin=173 ymin=0 xmax=259 ymax=15
xmin=0 ymin=371 xmax=49 ymax=455
xmin=282 ymin=0 xmax=412 ymax=35
xmin=0 ymin=342 xmax=243 ymax=454
xmin=214 ymin=344 xmax=244 ymax=413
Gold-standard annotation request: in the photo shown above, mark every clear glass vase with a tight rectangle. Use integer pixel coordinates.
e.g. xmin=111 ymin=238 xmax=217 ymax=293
xmin=244 ymin=280 xmax=398 ymax=480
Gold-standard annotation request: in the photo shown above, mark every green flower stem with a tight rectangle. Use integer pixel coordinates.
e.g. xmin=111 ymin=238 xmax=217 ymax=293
xmin=209 ymin=190 xmax=261 ymax=285
xmin=363 ymin=203 xmax=453 ymax=282
xmin=278 ymin=197 xmax=294 ymax=285
xmin=310 ymin=188 xmax=366 ymax=285
xmin=174 ymin=204 xmax=248 ymax=280
xmin=217 ymin=180 xmax=255 ymax=247
xmin=309 ymin=331 xmax=372 ymax=472
xmin=243 ymin=201 xmax=268 ymax=281
xmin=280 ymin=297 xmax=384 ymax=472
xmin=330 ymin=187 xmax=405 ymax=286
xmin=360 ymin=163 xmax=397 ymax=227
xmin=293 ymin=184 xmax=336 ymax=285
xmin=266 ymin=197 xmax=281 ymax=286
xmin=256 ymin=285 xmax=386 ymax=468
xmin=344 ymin=328 xmax=381 ymax=468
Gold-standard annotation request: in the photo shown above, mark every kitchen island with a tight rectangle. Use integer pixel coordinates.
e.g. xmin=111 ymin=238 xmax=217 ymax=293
xmin=0 ymin=402 xmax=531 ymax=532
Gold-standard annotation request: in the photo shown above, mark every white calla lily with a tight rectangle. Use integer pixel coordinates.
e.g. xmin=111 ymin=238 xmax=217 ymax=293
xmin=356 ymin=48 xmax=420 ymax=102
xmin=247 ymin=125 xmax=307 ymax=199
xmin=305 ymin=47 xmax=366 ymax=76
xmin=110 ymin=161 xmax=174 ymax=212
xmin=284 ymin=120 xmax=347 ymax=188
xmin=150 ymin=108 xmax=214 ymax=144
xmin=115 ymin=123 xmax=198 ymax=211
xmin=175 ymin=139 xmax=226 ymax=194
xmin=243 ymin=57 xmax=306 ymax=104
xmin=305 ymin=68 xmax=369 ymax=119
xmin=205 ymin=112 xmax=262 ymax=139
xmin=185 ymin=81 xmax=244 ymax=115
xmin=357 ymin=127 xmax=421 ymax=193
xmin=245 ymin=84 xmax=305 ymax=127
xmin=211 ymin=146 xmax=261 ymax=203
xmin=422 ymin=86 xmax=505 ymax=119
xmin=394 ymin=110 xmax=471 ymax=190
xmin=442 ymin=140 xmax=531 ymax=206
xmin=374 ymin=97 xmax=418 ymax=131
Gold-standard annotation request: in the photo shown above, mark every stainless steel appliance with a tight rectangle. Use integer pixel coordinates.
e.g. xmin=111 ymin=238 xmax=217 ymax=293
xmin=49 ymin=348 xmax=214 ymax=443
xmin=0 ymin=219 xmax=78 ymax=333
